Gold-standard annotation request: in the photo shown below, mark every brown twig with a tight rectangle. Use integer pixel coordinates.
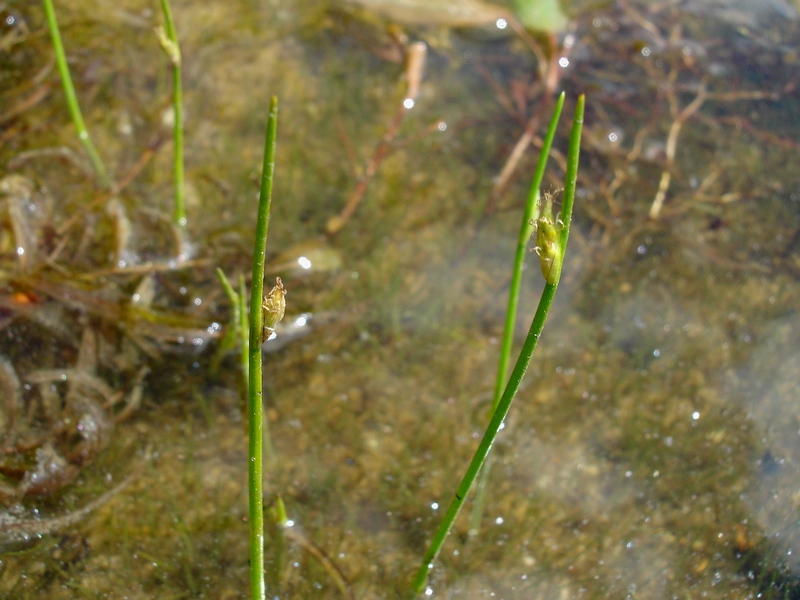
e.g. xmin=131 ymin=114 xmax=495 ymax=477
xmin=717 ymin=116 xmax=800 ymax=150
xmin=326 ymin=42 xmax=428 ymax=235
xmin=483 ymin=91 xmax=563 ymax=217
xmin=0 ymin=82 xmax=53 ymax=125
xmin=283 ymin=525 xmax=356 ymax=600
xmin=618 ymin=0 xmax=664 ymax=41
xmin=649 ymin=75 xmax=707 ymax=219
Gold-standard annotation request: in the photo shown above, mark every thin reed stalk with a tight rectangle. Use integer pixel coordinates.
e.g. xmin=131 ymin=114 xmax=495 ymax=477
xmin=247 ymin=95 xmax=279 ymax=600
xmin=156 ymin=0 xmax=186 ymax=227
xmin=469 ymin=92 xmax=566 ymax=533
xmin=42 ymin=0 xmax=110 ymax=188
xmin=214 ymin=269 xmax=250 ymax=392
xmin=411 ymin=94 xmax=585 ymax=595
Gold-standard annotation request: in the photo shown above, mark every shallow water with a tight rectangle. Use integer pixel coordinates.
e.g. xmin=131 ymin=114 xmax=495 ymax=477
xmin=1 ymin=0 xmax=800 ymax=598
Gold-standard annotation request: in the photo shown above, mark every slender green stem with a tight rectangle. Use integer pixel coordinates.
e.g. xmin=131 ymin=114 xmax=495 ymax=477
xmin=491 ymin=92 xmax=565 ymax=415
xmin=248 ymin=95 xmax=279 ymax=600
xmin=157 ymin=0 xmax=185 ymax=226
xmin=267 ymin=495 xmax=288 ymax=589
xmin=470 ymin=92 xmax=565 ymax=534
xmin=214 ymin=268 xmax=249 ymax=394
xmin=559 ymin=94 xmax=585 ymax=256
xmin=215 ymin=269 xmax=239 ymax=320
xmin=42 ymin=0 xmax=110 ymax=188
xmin=412 ymin=285 xmax=557 ymax=594
xmin=411 ymin=95 xmax=584 ymax=595
xmin=215 ymin=267 xmax=240 ymax=339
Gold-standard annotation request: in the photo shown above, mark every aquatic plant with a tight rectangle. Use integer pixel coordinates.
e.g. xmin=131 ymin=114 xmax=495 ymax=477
xmin=412 ymin=93 xmax=584 ymax=594
xmin=41 ymin=0 xmax=110 ymax=188
xmin=155 ymin=0 xmax=186 ymax=227
xmin=246 ymin=96 xmax=281 ymax=600
xmin=1 ymin=0 xmax=208 ymax=564
xmin=28 ymin=2 xmax=587 ymax=596
xmin=470 ymin=92 xmax=567 ymax=534
xmin=36 ymin=5 xmax=280 ymax=596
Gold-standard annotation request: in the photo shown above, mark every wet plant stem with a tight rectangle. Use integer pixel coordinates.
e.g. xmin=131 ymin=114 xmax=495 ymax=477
xmin=248 ymin=95 xmax=279 ymax=600
xmin=411 ymin=94 xmax=584 ymax=595
xmin=469 ymin=92 xmax=565 ymax=534
xmin=42 ymin=0 xmax=110 ymax=188
xmin=156 ymin=0 xmax=185 ymax=227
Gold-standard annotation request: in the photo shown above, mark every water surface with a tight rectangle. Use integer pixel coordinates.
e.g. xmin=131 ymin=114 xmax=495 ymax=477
xmin=1 ymin=0 xmax=799 ymax=598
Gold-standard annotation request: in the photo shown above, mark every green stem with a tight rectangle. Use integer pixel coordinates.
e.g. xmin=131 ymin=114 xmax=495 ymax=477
xmin=491 ymin=91 xmax=565 ymax=416
xmin=42 ymin=0 xmax=110 ymax=188
xmin=411 ymin=94 xmax=584 ymax=595
xmin=214 ymin=268 xmax=249 ymax=395
xmin=470 ymin=92 xmax=565 ymax=534
xmin=248 ymin=95 xmax=278 ymax=600
xmin=559 ymin=94 xmax=585 ymax=257
xmin=411 ymin=283 xmax=556 ymax=594
xmin=157 ymin=0 xmax=185 ymax=227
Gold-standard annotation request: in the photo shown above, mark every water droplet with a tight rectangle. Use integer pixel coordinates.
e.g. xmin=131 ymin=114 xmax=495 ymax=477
xmin=298 ymin=256 xmax=312 ymax=270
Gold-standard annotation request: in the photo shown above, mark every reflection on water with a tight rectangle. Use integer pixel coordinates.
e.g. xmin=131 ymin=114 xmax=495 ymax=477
xmin=1 ymin=0 xmax=799 ymax=597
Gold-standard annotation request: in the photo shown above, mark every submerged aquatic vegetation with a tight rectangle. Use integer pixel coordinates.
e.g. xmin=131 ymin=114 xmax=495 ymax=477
xmin=0 ymin=325 xmax=147 ymax=500
xmin=0 ymin=473 xmax=134 ymax=554
xmin=0 ymin=0 xmax=219 ymax=569
xmin=2 ymin=0 xmax=797 ymax=597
